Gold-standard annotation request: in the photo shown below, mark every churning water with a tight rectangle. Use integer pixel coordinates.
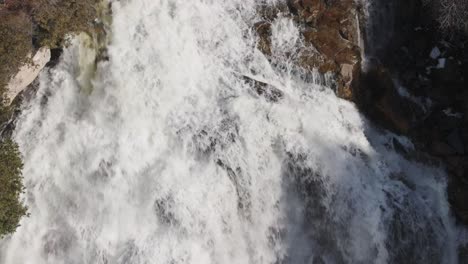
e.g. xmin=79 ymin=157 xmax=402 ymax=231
xmin=0 ymin=0 xmax=460 ymax=263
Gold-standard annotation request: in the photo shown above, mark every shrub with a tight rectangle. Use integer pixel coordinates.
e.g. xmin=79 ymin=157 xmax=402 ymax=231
xmin=0 ymin=10 xmax=33 ymax=102
xmin=29 ymin=0 xmax=98 ymax=47
xmin=0 ymin=139 xmax=27 ymax=237
xmin=5 ymin=0 xmax=98 ymax=47
xmin=423 ymin=0 xmax=468 ymax=33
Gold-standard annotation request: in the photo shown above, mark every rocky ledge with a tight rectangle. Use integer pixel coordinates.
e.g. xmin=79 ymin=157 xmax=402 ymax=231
xmin=255 ymin=0 xmax=363 ymax=100
xmin=5 ymin=47 xmax=50 ymax=104
xmin=254 ymin=0 xmax=468 ymax=229
xmin=0 ymin=0 xmax=101 ymax=237
xmin=360 ymin=0 xmax=468 ymax=227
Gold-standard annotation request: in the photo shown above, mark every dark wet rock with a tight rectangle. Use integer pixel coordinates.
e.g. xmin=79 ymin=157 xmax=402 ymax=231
xmin=445 ymin=156 xmax=468 ymax=179
xmin=362 ymin=0 xmax=468 ymax=229
xmin=392 ymin=137 xmax=409 ymax=155
xmin=254 ymin=0 xmax=363 ymax=101
xmin=358 ymin=66 xmax=426 ymax=134
xmin=254 ymin=21 xmax=272 ymax=57
xmin=45 ymin=48 xmax=63 ymax=68
xmin=431 ymin=141 xmax=457 ymax=157
xmin=460 ymin=243 xmax=468 ymax=264
xmin=448 ymin=176 xmax=468 ymax=223
xmin=302 ymin=27 xmax=359 ymax=65
xmin=386 ymin=199 xmax=446 ymax=264
xmin=154 ymin=195 xmax=177 ymax=225
xmin=282 ymin=151 xmax=348 ymax=264
xmin=216 ymin=159 xmax=251 ymax=217
xmin=0 ymin=78 xmax=40 ymax=139
xmin=297 ymin=49 xmax=331 ymax=71
xmin=294 ymin=0 xmax=362 ymax=100
xmin=447 ymin=130 xmax=465 ymax=155
xmin=462 ymin=126 xmax=468 ymax=153
xmin=257 ymin=2 xmax=289 ymax=21
xmin=243 ymin=76 xmax=284 ymax=103
xmin=288 ymin=0 xmax=326 ymax=24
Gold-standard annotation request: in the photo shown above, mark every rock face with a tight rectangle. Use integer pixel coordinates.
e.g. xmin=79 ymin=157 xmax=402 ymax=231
xmin=6 ymin=47 xmax=50 ymax=104
xmin=255 ymin=0 xmax=363 ymax=100
xmin=358 ymin=66 xmax=426 ymax=134
xmin=254 ymin=0 xmax=468 ymax=233
xmin=361 ymin=0 xmax=468 ymax=230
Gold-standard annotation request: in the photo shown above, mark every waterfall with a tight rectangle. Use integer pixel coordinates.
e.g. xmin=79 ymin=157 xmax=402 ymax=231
xmin=0 ymin=0 xmax=459 ymax=263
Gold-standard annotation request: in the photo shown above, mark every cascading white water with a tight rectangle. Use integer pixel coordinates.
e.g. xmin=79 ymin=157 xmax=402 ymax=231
xmin=0 ymin=0 xmax=460 ymax=263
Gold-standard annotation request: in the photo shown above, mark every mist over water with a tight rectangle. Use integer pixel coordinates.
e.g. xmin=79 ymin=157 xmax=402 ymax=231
xmin=0 ymin=0 xmax=459 ymax=263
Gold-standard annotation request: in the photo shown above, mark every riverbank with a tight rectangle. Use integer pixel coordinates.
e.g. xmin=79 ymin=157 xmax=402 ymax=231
xmin=0 ymin=0 xmax=98 ymax=237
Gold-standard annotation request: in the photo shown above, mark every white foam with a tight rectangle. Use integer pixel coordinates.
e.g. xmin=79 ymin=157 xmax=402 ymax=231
xmin=430 ymin=46 xmax=441 ymax=59
xmin=0 ymin=0 xmax=459 ymax=263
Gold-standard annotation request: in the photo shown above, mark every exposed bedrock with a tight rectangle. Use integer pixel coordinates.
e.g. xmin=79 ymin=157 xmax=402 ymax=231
xmin=362 ymin=0 xmax=468 ymax=230
xmin=253 ymin=0 xmax=468 ymax=236
xmin=254 ymin=0 xmax=363 ymax=101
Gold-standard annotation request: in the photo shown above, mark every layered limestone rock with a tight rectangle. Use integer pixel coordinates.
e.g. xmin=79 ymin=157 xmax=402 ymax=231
xmin=6 ymin=47 xmax=50 ymax=104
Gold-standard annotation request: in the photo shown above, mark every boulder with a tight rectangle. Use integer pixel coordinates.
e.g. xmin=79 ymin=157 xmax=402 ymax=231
xmin=359 ymin=66 xmax=425 ymax=134
xmin=6 ymin=47 xmax=50 ymax=104
xmin=254 ymin=21 xmax=272 ymax=57
xmin=243 ymin=76 xmax=284 ymax=103
xmin=289 ymin=0 xmax=326 ymax=24
xmin=302 ymin=27 xmax=359 ymax=65
xmin=294 ymin=0 xmax=362 ymax=100
xmin=255 ymin=0 xmax=363 ymax=100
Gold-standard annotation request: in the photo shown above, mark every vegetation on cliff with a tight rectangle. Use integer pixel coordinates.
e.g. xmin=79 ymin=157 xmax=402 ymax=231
xmin=0 ymin=10 xmax=33 ymax=102
xmin=0 ymin=0 xmax=98 ymax=236
xmin=27 ymin=0 xmax=97 ymax=48
xmin=0 ymin=0 xmax=97 ymax=97
xmin=0 ymin=139 xmax=26 ymax=237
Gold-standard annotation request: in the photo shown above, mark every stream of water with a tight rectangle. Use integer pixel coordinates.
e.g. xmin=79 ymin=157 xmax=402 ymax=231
xmin=0 ymin=0 xmax=460 ymax=263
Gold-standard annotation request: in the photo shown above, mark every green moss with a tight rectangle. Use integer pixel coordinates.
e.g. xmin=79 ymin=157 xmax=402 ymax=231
xmin=0 ymin=139 xmax=27 ymax=237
